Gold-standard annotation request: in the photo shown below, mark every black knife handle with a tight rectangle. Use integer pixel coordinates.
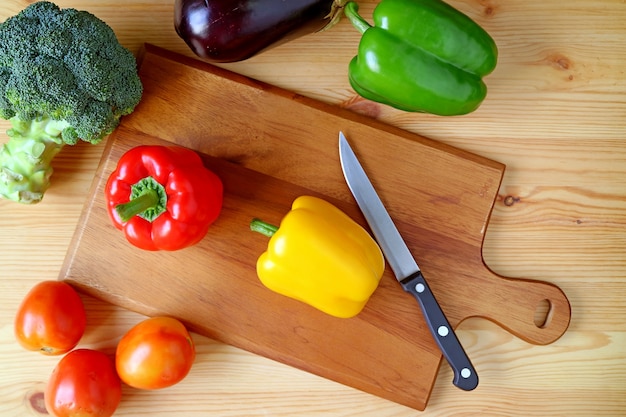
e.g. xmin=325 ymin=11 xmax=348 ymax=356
xmin=400 ymin=271 xmax=479 ymax=391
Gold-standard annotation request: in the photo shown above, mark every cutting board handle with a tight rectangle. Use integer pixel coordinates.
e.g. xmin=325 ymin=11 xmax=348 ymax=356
xmin=471 ymin=268 xmax=572 ymax=345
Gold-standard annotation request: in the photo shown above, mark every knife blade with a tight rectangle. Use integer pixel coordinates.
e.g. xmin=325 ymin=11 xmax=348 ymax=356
xmin=338 ymin=131 xmax=478 ymax=391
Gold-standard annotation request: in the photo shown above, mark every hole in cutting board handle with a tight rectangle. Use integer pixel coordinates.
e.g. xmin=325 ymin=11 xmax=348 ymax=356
xmin=534 ymin=299 xmax=554 ymax=328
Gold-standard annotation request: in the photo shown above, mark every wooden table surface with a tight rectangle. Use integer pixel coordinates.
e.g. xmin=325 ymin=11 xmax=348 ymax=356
xmin=1 ymin=1 xmax=624 ymax=416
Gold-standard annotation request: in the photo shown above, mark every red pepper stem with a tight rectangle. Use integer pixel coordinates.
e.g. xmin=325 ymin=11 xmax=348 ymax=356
xmin=250 ymin=218 xmax=279 ymax=238
xmin=344 ymin=2 xmax=371 ymax=34
xmin=115 ymin=176 xmax=167 ymax=223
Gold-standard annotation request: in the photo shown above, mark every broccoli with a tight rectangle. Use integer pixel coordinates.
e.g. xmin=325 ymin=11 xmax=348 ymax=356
xmin=0 ymin=1 xmax=143 ymax=204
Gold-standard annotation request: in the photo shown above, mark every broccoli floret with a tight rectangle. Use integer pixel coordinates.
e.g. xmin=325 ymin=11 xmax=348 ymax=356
xmin=0 ymin=1 xmax=142 ymax=203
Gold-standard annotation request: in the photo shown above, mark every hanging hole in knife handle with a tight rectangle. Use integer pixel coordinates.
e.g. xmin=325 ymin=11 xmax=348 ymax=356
xmin=534 ymin=299 xmax=553 ymax=328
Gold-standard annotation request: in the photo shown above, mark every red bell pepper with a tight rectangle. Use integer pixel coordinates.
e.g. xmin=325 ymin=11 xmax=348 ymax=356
xmin=105 ymin=145 xmax=223 ymax=251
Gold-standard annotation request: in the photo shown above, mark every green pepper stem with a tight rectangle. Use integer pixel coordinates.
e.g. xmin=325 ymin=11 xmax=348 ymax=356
xmin=115 ymin=176 xmax=167 ymax=223
xmin=250 ymin=218 xmax=279 ymax=238
xmin=344 ymin=2 xmax=371 ymax=34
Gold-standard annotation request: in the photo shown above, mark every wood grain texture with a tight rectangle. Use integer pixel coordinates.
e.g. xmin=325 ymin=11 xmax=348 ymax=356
xmin=0 ymin=0 xmax=624 ymax=416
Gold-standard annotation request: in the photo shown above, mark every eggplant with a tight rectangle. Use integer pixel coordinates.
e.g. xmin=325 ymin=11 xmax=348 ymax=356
xmin=174 ymin=0 xmax=346 ymax=63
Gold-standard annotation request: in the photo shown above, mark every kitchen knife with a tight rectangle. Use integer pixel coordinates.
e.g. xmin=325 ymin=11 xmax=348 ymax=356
xmin=338 ymin=131 xmax=478 ymax=391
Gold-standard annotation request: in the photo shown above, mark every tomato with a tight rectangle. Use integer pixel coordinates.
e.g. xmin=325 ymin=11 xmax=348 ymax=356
xmin=14 ymin=280 xmax=86 ymax=355
xmin=116 ymin=316 xmax=195 ymax=389
xmin=45 ymin=349 xmax=122 ymax=417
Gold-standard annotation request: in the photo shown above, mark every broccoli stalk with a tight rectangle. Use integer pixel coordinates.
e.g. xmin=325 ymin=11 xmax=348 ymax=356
xmin=0 ymin=1 xmax=143 ymax=204
xmin=0 ymin=116 xmax=68 ymax=203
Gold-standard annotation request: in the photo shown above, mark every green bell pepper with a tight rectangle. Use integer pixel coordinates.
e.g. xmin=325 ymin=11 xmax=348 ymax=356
xmin=344 ymin=0 xmax=498 ymax=116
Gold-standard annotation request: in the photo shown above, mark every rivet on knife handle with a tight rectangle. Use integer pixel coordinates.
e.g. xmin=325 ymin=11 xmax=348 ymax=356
xmin=401 ymin=271 xmax=478 ymax=391
xmin=338 ymin=131 xmax=478 ymax=391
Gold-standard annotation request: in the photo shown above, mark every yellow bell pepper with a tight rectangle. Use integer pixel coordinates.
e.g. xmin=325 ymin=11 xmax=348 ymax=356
xmin=251 ymin=195 xmax=385 ymax=318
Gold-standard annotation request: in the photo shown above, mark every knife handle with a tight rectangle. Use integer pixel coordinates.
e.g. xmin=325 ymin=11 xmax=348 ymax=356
xmin=400 ymin=271 xmax=479 ymax=391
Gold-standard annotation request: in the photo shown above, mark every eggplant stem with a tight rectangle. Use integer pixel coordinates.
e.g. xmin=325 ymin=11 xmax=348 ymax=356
xmin=321 ymin=0 xmax=349 ymax=32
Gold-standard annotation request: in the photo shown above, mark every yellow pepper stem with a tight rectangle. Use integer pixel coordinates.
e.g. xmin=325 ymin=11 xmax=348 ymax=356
xmin=250 ymin=218 xmax=279 ymax=238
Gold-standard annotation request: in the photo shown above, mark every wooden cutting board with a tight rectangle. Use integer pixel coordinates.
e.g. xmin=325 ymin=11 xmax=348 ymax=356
xmin=60 ymin=44 xmax=571 ymax=411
